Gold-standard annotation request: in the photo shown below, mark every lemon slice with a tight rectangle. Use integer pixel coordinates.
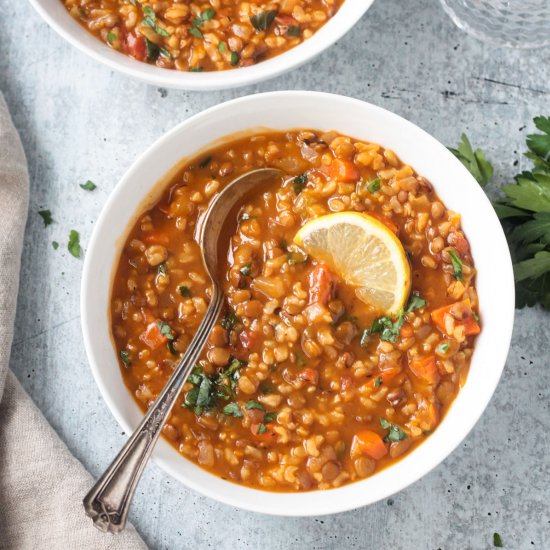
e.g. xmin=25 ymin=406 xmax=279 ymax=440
xmin=294 ymin=212 xmax=411 ymax=314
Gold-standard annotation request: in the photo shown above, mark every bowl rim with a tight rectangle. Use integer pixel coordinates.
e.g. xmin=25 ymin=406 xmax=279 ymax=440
xmin=28 ymin=0 xmax=375 ymax=90
xmin=81 ymin=91 xmax=515 ymax=516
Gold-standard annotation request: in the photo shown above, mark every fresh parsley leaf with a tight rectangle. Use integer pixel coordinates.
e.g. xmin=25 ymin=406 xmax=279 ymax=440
xmin=80 ymin=180 xmax=97 ymax=191
xmin=510 ymin=212 xmax=550 ymax=244
xmin=157 ymin=321 xmax=174 ymax=340
xmin=245 ymin=400 xmax=265 ymax=411
xmin=52 ymin=241 xmax=59 ymax=250
xmin=493 ymin=532 xmax=503 ymax=548
xmin=201 ymin=8 xmax=216 ymax=21
xmin=406 ymin=292 xmax=426 ymax=312
xmin=179 ymin=285 xmax=192 ymax=297
xmin=513 ymin=250 xmax=550 ymax=281
xmin=264 ymin=412 xmax=278 ymax=423
xmin=68 ymin=229 xmax=81 ymax=258
xmin=120 ymin=350 xmax=131 ymax=367
xmin=222 ymin=402 xmax=242 ymax=417
xmin=256 ymin=423 xmax=268 ymax=434
xmin=221 ymin=311 xmax=239 ymax=330
xmin=448 ymin=249 xmax=463 ymax=281
xmin=250 ymin=10 xmax=277 ymax=32
xmin=526 ymin=116 xmax=550 ymax=169
xmin=38 ymin=209 xmax=53 ymax=227
xmin=449 ymin=133 xmax=494 ymax=187
xmin=293 ymin=173 xmax=308 ymax=194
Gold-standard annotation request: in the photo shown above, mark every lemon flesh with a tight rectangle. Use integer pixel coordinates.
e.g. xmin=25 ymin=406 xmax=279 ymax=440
xmin=294 ymin=212 xmax=411 ymax=314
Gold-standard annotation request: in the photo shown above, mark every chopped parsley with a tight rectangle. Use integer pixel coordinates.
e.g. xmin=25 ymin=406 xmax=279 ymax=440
xmin=366 ymin=178 xmax=381 ymax=193
xmin=493 ymin=532 xmax=503 ymax=547
xmin=256 ymin=423 xmax=268 ymax=434
xmin=80 ymin=180 xmax=97 ymax=191
xmin=245 ymin=400 xmax=265 ymax=411
xmin=250 ymin=10 xmax=277 ymax=32
xmin=373 ymin=376 xmax=383 ymax=388
xmin=369 ymin=313 xmax=406 ymax=343
xmin=287 ymin=25 xmax=301 ymax=37
xmin=436 ymin=342 xmax=450 ymax=354
xmin=264 ymin=412 xmax=278 ymax=423
xmin=158 ymin=263 xmax=167 ymax=276
xmin=287 ymin=250 xmax=308 ymax=265
xmin=380 ymin=418 xmax=407 ymax=442
xmin=157 ymin=321 xmax=174 ymax=340
xmin=239 ymin=262 xmax=252 ymax=276
xmin=167 ymin=340 xmax=178 ymax=355
xmin=38 ymin=209 xmax=53 ymax=227
xmin=179 ymin=285 xmax=192 ymax=297
xmin=218 ymin=42 xmax=226 ymax=53
xmin=68 ymin=229 xmax=81 ymax=258
xmin=190 ymin=66 xmax=203 ymax=72
xmin=190 ymin=8 xmax=216 ymax=39
xmin=406 ymin=292 xmax=427 ymax=312
xmin=448 ymin=249 xmax=463 ymax=281
xmin=222 ymin=402 xmax=242 ymax=417
xmin=142 ymin=5 xmax=169 ymax=37
xmin=52 ymin=241 xmax=59 ymax=250
xmin=230 ymin=52 xmax=239 ymax=66
xmin=221 ymin=310 xmax=239 ymax=330
xmin=107 ymin=31 xmax=117 ymax=44
xmin=120 ymin=350 xmax=131 ymax=367
xmin=145 ymin=38 xmax=170 ymax=61
xmin=292 ymin=173 xmax=308 ymax=194
xmin=189 ymin=26 xmax=203 ymax=39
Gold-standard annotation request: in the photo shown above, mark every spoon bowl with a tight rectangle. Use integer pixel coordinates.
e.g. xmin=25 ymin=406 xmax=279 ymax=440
xmin=83 ymin=167 xmax=282 ymax=533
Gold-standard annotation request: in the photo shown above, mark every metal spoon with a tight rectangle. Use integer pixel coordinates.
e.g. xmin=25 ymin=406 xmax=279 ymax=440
xmin=83 ymin=167 xmax=282 ymax=533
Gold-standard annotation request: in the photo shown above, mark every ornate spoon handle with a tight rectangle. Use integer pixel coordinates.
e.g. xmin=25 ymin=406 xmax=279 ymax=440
xmin=83 ymin=287 xmax=223 ymax=533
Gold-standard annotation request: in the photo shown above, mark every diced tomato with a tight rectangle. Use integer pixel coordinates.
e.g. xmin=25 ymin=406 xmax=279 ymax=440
xmin=400 ymin=322 xmax=414 ymax=338
xmin=431 ymin=299 xmax=480 ymax=338
xmin=251 ymin=422 xmax=277 ymax=444
xmin=125 ymin=32 xmax=147 ymax=62
xmin=139 ymin=321 xmax=168 ymax=350
xmin=366 ymin=212 xmax=398 ymax=234
xmin=309 ymin=263 xmax=339 ymax=305
xmin=408 ymin=355 xmax=440 ymax=385
xmin=454 ymin=233 xmax=470 ymax=257
xmin=329 ymin=158 xmax=360 ymax=182
xmin=299 ymin=368 xmax=319 ymax=385
xmin=239 ymin=329 xmax=260 ymax=350
xmin=350 ymin=430 xmax=388 ymax=460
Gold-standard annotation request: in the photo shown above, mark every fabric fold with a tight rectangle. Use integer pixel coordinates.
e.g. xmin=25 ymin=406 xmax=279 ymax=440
xmin=0 ymin=94 xmax=147 ymax=549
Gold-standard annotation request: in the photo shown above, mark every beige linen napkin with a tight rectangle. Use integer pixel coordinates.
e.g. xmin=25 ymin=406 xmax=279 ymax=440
xmin=0 ymin=95 xmax=147 ymax=549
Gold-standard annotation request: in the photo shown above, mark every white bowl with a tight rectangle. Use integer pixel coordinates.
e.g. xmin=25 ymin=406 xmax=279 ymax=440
xmin=29 ymin=0 xmax=374 ymax=90
xmin=81 ymin=91 xmax=515 ymax=516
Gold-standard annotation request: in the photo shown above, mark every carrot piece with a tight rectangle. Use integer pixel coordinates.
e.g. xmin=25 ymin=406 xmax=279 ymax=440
xmin=329 ymin=158 xmax=360 ymax=182
xmin=400 ymin=322 xmax=414 ymax=338
xmin=408 ymin=355 xmax=440 ymax=385
xmin=431 ymin=299 xmax=480 ymax=338
xmin=350 ymin=430 xmax=388 ymax=460
xmin=251 ymin=422 xmax=277 ymax=444
xmin=366 ymin=212 xmax=398 ymax=234
xmin=299 ymin=368 xmax=319 ymax=385
xmin=139 ymin=321 xmax=168 ymax=350
xmin=308 ymin=263 xmax=339 ymax=305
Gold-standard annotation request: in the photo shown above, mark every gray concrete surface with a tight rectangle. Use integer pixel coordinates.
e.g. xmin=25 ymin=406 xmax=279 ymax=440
xmin=2 ymin=0 xmax=550 ymax=548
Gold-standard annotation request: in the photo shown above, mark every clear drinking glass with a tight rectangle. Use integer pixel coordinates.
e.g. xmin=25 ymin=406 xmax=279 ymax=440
xmin=439 ymin=0 xmax=550 ymax=48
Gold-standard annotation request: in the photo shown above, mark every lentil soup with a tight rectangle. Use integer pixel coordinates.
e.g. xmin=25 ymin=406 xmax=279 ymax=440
xmin=61 ymin=0 xmax=344 ymax=72
xmin=111 ymin=130 xmax=480 ymax=492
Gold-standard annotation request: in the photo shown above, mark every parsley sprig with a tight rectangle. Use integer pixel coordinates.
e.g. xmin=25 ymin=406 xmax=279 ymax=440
xmin=453 ymin=117 xmax=550 ymax=309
